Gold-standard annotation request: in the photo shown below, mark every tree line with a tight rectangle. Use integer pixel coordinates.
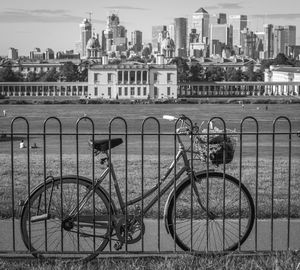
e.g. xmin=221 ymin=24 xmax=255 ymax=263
xmin=0 ymin=62 xmax=88 ymax=82
xmin=1 ymin=53 xmax=299 ymax=83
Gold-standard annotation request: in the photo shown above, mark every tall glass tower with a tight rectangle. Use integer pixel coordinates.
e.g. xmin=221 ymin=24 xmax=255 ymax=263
xmin=174 ymin=17 xmax=188 ymax=57
xmin=80 ymin=18 xmax=92 ymax=58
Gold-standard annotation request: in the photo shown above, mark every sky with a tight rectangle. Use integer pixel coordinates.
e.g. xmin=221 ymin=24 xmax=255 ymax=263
xmin=1 ymin=0 xmax=300 ymax=56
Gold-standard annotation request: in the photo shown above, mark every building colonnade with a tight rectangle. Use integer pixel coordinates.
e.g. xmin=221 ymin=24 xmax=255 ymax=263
xmin=116 ymin=70 xmax=149 ymax=84
xmin=1 ymin=81 xmax=300 ymax=98
xmin=0 ymin=83 xmax=88 ymax=97
xmin=178 ymin=82 xmax=300 ymax=97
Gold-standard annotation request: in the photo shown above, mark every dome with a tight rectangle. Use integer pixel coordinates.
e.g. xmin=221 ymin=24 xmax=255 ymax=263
xmin=86 ymin=36 xmax=101 ymax=50
xmin=161 ymin=36 xmax=175 ymax=51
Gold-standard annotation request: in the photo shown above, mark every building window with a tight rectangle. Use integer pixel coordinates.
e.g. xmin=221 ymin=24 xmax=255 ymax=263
xmin=154 ymin=87 xmax=158 ymax=96
xmin=143 ymin=71 xmax=147 ymax=83
xmin=124 ymin=87 xmax=128 ymax=96
xmin=118 ymin=87 xmax=122 ymax=96
xmin=130 ymin=87 xmax=135 ymax=96
xmin=124 ymin=71 xmax=129 ymax=83
xmin=143 ymin=87 xmax=147 ymax=96
xmin=108 ymin=73 xmax=113 ymax=83
xmin=167 ymin=87 xmax=171 ymax=96
xmin=154 ymin=73 xmax=158 ymax=82
xmin=137 ymin=71 xmax=141 ymax=84
xmin=137 ymin=87 xmax=141 ymax=96
xmin=94 ymin=87 xmax=98 ymax=96
xmin=108 ymin=87 xmax=111 ymax=97
xmin=94 ymin=73 xmax=98 ymax=82
xmin=167 ymin=73 xmax=172 ymax=82
xmin=118 ymin=71 xmax=122 ymax=84
xmin=130 ymin=71 xmax=135 ymax=84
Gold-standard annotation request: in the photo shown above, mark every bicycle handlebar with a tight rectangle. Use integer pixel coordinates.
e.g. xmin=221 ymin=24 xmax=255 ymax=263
xmin=163 ymin=114 xmax=198 ymax=135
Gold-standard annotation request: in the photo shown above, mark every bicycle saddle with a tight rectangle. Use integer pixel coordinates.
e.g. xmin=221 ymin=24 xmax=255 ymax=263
xmin=89 ymin=138 xmax=123 ymax=152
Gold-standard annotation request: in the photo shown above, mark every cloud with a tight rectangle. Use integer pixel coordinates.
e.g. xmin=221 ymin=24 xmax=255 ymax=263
xmin=0 ymin=8 xmax=105 ymax=24
xmin=203 ymin=6 xmax=219 ymax=10
xmin=103 ymin=6 xmax=149 ymax=11
xmin=217 ymin=2 xmax=243 ymax=9
xmin=30 ymin=9 xmax=67 ymax=14
xmin=251 ymin=13 xmax=300 ymax=20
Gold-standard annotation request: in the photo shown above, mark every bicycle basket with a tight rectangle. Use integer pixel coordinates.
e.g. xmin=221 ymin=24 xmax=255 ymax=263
xmin=193 ymin=127 xmax=237 ymax=166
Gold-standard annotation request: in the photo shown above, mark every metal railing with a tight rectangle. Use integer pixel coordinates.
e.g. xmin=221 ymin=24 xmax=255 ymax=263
xmin=0 ymin=115 xmax=299 ymax=259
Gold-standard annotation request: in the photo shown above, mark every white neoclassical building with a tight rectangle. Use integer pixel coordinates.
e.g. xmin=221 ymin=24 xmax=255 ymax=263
xmin=87 ymin=58 xmax=177 ymax=100
xmin=264 ymin=65 xmax=300 ymax=96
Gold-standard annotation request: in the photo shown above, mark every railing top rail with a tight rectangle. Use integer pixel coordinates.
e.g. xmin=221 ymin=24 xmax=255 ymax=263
xmin=178 ymin=81 xmax=300 ymax=86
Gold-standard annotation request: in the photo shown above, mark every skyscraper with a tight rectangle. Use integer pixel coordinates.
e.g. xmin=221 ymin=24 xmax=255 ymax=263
xmin=228 ymin=15 xmax=247 ymax=47
xmin=168 ymin=24 xmax=175 ymax=41
xmin=209 ymin=24 xmax=233 ymax=55
xmin=210 ymin=13 xmax=227 ymax=25
xmin=152 ymin=25 xmax=168 ymax=52
xmin=103 ymin=13 xmax=128 ymax=53
xmin=131 ymin=30 xmax=143 ymax=52
xmin=174 ymin=17 xmax=188 ymax=57
xmin=79 ymin=18 xmax=92 ymax=58
xmin=191 ymin=8 xmax=209 ymax=43
xmin=283 ymin=25 xmax=296 ymax=54
xmin=263 ymin=24 xmax=274 ymax=59
xmin=241 ymin=28 xmax=257 ymax=58
xmin=273 ymin=26 xmax=285 ymax=57
xmin=273 ymin=25 xmax=296 ymax=57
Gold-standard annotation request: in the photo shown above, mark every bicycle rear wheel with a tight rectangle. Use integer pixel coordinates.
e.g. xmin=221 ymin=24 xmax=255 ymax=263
xmin=20 ymin=176 xmax=113 ymax=261
xmin=166 ymin=172 xmax=254 ymax=252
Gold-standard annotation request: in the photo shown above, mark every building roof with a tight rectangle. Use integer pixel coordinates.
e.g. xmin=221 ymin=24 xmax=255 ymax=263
xmin=272 ymin=66 xmax=300 ymax=73
xmin=195 ymin=8 xmax=208 ymax=14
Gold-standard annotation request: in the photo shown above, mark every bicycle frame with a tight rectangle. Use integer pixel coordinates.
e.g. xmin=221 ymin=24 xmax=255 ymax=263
xmin=68 ymin=127 xmax=200 ymax=220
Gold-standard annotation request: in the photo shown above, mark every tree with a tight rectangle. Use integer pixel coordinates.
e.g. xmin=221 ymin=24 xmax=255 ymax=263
xmin=26 ymin=71 xmax=38 ymax=82
xmin=79 ymin=68 xmax=88 ymax=82
xmin=0 ymin=67 xmax=22 ymax=82
xmin=225 ymin=67 xmax=242 ymax=81
xmin=242 ymin=65 xmax=256 ymax=81
xmin=39 ymin=68 xmax=59 ymax=82
xmin=273 ymin=53 xmax=290 ymax=66
xmin=59 ymin=62 xmax=79 ymax=82
xmin=168 ymin=57 xmax=189 ymax=82
xmin=188 ymin=63 xmax=204 ymax=82
xmin=205 ymin=66 xmax=224 ymax=81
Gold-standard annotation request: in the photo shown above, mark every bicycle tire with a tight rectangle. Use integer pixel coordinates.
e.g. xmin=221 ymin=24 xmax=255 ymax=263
xmin=166 ymin=172 xmax=255 ymax=252
xmin=20 ymin=176 xmax=114 ymax=261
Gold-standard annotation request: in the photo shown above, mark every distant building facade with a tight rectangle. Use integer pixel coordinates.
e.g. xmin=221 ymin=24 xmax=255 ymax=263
xmin=209 ymin=24 xmax=233 ymax=56
xmin=29 ymin=48 xmax=45 ymax=60
xmin=56 ymin=50 xmax=80 ymax=60
xmin=152 ymin=25 xmax=168 ymax=53
xmin=88 ymin=59 xmax=177 ymax=100
xmin=228 ymin=15 xmax=247 ymax=47
xmin=131 ymin=30 xmax=143 ymax=52
xmin=8 ymin=48 xmax=18 ymax=60
xmin=103 ymin=13 xmax=127 ymax=53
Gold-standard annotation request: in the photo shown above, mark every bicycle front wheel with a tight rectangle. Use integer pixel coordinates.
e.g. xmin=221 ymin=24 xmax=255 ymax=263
xmin=166 ymin=172 xmax=255 ymax=252
xmin=20 ymin=176 xmax=113 ymax=261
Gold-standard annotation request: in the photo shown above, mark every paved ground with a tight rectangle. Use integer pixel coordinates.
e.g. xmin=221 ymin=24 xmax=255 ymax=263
xmin=0 ymin=218 xmax=300 ymax=257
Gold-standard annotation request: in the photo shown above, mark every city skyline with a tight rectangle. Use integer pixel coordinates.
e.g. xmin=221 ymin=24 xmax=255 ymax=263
xmin=1 ymin=0 xmax=300 ymax=56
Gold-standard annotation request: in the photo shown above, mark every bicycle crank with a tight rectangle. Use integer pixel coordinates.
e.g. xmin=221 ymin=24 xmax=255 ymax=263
xmin=115 ymin=216 xmax=145 ymax=245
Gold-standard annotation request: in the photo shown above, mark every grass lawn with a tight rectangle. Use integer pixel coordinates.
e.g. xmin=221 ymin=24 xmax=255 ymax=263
xmin=0 ymin=252 xmax=300 ymax=269
xmin=0 ymin=103 xmax=299 ymax=219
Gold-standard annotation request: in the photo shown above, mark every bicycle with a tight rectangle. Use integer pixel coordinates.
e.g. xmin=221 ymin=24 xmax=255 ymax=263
xmin=20 ymin=114 xmax=255 ymax=261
